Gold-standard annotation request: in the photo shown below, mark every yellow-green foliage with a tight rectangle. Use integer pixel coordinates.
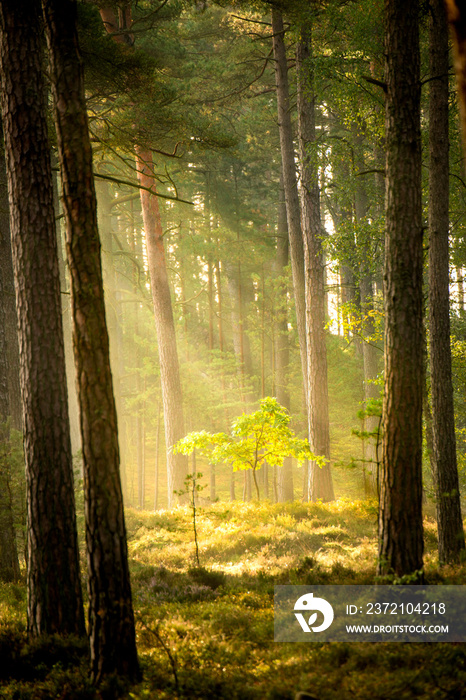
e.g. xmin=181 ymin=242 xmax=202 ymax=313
xmin=2 ymin=500 xmax=466 ymax=699
xmin=125 ymin=500 xmax=466 ymax=700
xmin=126 ymin=498 xmax=379 ymax=576
xmin=174 ymin=397 xmax=323 ymax=476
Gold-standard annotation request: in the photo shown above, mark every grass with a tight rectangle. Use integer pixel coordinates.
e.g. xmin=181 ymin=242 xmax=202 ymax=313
xmin=1 ymin=498 xmax=466 ymax=699
xmin=126 ymin=498 xmax=379 ymax=577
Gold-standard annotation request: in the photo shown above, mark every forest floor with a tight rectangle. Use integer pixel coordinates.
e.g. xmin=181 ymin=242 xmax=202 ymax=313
xmin=1 ymin=498 xmax=466 ymax=699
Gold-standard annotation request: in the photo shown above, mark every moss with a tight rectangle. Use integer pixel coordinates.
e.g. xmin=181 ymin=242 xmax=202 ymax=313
xmin=2 ymin=500 xmax=466 ymax=698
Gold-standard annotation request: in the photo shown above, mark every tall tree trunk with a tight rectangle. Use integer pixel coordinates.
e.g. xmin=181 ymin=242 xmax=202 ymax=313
xmin=0 ymin=0 xmax=85 ymax=633
xmin=54 ymin=159 xmax=81 ymax=458
xmin=205 ymin=190 xmax=215 ymax=354
xmin=0 ymin=197 xmax=19 ymax=582
xmin=360 ymin=274 xmax=381 ymax=496
xmin=296 ymin=24 xmax=334 ymax=502
xmin=328 ymin=150 xmax=359 ymax=343
xmin=154 ymin=401 xmax=161 ymax=510
xmin=340 ymin=265 xmax=357 ymax=337
xmin=446 ymin=0 xmax=466 ymax=167
xmin=423 ymin=366 xmax=436 ymax=482
xmin=135 ymin=150 xmax=188 ymax=507
xmin=272 ymin=8 xmax=308 ymax=405
xmin=129 ymin=226 xmax=145 ymax=509
xmin=429 ymin=0 xmax=465 ymax=563
xmin=214 ymin=254 xmax=225 ymax=352
xmin=378 ymin=0 xmax=424 ymax=579
xmin=0 ymin=456 xmax=19 ymax=583
xmin=456 ymin=265 xmax=465 ymax=312
xmin=0 ymin=145 xmax=21 ymax=431
xmin=0 ymin=140 xmax=20 ymax=582
xmin=275 ymin=173 xmax=294 ymax=501
xmin=224 ymin=258 xmax=254 ymax=402
xmin=178 ymin=225 xmax=190 ymax=363
xmin=42 ymin=0 xmax=140 ymax=681
xmin=353 ymin=132 xmax=380 ymax=495
xmin=98 ymin=5 xmax=187 ymax=508
xmin=96 ymin=178 xmax=128 ymax=497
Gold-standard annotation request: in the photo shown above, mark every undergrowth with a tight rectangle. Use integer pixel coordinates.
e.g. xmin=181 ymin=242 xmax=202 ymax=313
xmin=1 ymin=499 xmax=466 ymax=699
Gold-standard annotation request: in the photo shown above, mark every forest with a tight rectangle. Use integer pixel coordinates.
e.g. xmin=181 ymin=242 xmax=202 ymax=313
xmin=1 ymin=0 xmax=466 ymax=697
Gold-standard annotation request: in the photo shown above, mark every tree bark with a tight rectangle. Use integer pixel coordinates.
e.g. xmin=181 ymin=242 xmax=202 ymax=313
xmin=0 ymin=144 xmax=21 ymax=431
xmin=446 ymin=0 xmax=466 ymax=169
xmin=0 ymin=0 xmax=85 ymax=632
xmin=95 ymin=178 xmax=127 ymax=496
xmin=354 ymin=132 xmax=380 ymax=495
xmin=456 ymin=265 xmax=465 ymax=312
xmin=98 ymin=4 xmax=187 ymax=508
xmin=0 ymin=189 xmax=19 ymax=582
xmin=378 ymin=0 xmax=424 ymax=579
xmin=214 ymin=254 xmax=225 ymax=352
xmin=360 ymin=274 xmax=381 ymax=496
xmin=429 ymin=0 xmax=465 ymax=563
xmin=275 ymin=173 xmax=294 ymax=502
xmin=41 ymin=0 xmax=140 ymax=681
xmin=128 ymin=224 xmax=145 ymax=509
xmin=224 ymin=257 xmax=254 ymax=402
xmin=135 ymin=149 xmax=188 ymax=507
xmin=272 ymin=8 xmax=308 ymax=405
xmin=53 ymin=157 xmax=81 ymax=458
xmin=296 ymin=25 xmax=334 ymax=502
xmin=0 ymin=461 xmax=19 ymax=583
xmin=0 ymin=140 xmax=20 ymax=582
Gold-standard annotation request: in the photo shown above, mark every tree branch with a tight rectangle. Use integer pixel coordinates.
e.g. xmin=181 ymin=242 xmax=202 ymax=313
xmin=355 ymin=168 xmax=386 ymax=177
xmin=362 ymin=75 xmax=387 ymax=92
xmin=52 ymin=167 xmax=193 ymax=205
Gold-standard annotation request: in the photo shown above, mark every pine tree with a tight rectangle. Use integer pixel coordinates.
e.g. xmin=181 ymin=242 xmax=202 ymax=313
xmin=297 ymin=20 xmax=334 ymax=502
xmin=428 ymin=0 xmax=465 ymax=563
xmin=42 ymin=0 xmax=140 ymax=681
xmin=0 ymin=0 xmax=85 ymax=633
xmin=378 ymin=0 xmax=424 ymax=579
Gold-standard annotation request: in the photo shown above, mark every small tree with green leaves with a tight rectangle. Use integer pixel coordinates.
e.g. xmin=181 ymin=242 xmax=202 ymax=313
xmin=174 ymin=397 xmax=325 ymax=500
xmin=175 ymin=470 xmax=204 ymax=567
